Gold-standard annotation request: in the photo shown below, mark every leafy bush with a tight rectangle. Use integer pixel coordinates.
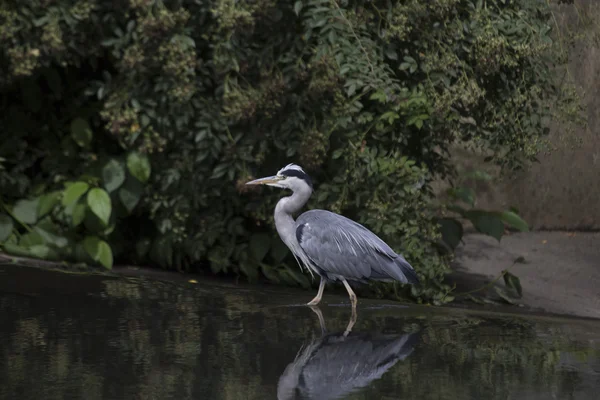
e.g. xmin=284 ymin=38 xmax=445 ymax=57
xmin=436 ymin=168 xmax=529 ymax=252
xmin=0 ymin=0 xmax=583 ymax=304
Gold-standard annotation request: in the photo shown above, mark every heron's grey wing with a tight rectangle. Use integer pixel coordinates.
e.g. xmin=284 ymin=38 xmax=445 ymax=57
xmin=296 ymin=209 xmax=412 ymax=282
xmin=297 ymin=332 xmax=419 ymax=400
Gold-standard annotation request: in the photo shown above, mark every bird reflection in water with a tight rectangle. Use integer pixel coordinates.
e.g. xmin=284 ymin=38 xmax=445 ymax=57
xmin=277 ymin=307 xmax=420 ymax=400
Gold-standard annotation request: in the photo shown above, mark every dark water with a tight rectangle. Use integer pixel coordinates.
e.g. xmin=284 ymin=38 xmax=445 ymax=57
xmin=1 ymin=264 xmax=599 ymax=400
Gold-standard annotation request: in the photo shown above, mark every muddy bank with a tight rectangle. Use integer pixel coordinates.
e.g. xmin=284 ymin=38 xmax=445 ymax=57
xmin=449 ymin=231 xmax=600 ymax=320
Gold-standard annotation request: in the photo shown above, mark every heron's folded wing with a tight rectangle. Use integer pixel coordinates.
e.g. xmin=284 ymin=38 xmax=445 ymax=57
xmin=296 ymin=209 xmax=398 ymax=280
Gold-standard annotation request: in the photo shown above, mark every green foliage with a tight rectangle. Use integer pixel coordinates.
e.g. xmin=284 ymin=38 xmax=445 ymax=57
xmin=0 ymin=214 xmax=13 ymax=241
xmin=87 ymin=188 xmax=112 ymax=226
xmin=83 ymin=235 xmax=113 ymax=269
xmin=70 ymin=118 xmax=93 ymax=148
xmin=0 ymin=0 xmax=585 ymax=303
xmin=437 ymin=168 xmax=530 ymax=252
xmin=0 ymin=149 xmax=145 ymax=269
xmin=102 ymin=159 xmax=126 ymax=193
xmin=126 ymin=152 xmax=151 ymax=184
xmin=503 ymin=270 xmax=523 ymax=298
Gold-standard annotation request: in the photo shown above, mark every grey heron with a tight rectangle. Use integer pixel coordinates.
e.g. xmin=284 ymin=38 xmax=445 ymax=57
xmin=246 ymin=163 xmax=419 ymax=309
xmin=277 ymin=306 xmax=419 ymax=400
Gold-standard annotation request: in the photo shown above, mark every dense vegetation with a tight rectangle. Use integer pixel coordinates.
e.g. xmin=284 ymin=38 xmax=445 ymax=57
xmin=0 ymin=0 xmax=584 ymax=303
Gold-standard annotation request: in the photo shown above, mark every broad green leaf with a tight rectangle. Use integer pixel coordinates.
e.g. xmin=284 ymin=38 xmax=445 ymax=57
xmin=2 ymin=243 xmax=34 ymax=258
xmin=70 ymin=242 xmax=89 ymax=263
xmin=347 ymin=83 xmax=356 ymax=96
xmin=260 ymin=263 xmax=281 ymax=283
xmin=70 ymin=118 xmax=93 ymax=147
xmin=127 ymin=151 xmax=151 ymax=183
xmin=37 ymin=192 xmax=60 ymax=218
xmin=464 ymin=170 xmax=493 ymax=181
xmin=441 ymin=295 xmax=454 ymax=303
xmin=87 ymin=188 xmax=112 ymax=225
xmin=385 ymin=47 xmax=398 ymax=60
xmin=284 ymin=266 xmax=311 ymax=289
xmin=13 ymin=198 xmax=39 ymax=224
xmin=369 ymin=90 xmax=386 ymax=102
xmin=437 ymin=218 xmax=463 ymax=250
xmin=503 ymin=271 xmax=523 ymax=297
xmin=5 ymin=240 xmax=59 ymax=260
xmin=239 ymin=261 xmax=259 ymax=283
xmin=34 ymin=226 xmax=68 ymax=248
xmin=480 ymin=296 xmax=503 ymax=305
xmin=83 ymin=236 xmax=113 ymax=269
xmin=448 ymin=187 xmax=475 ymax=207
xmin=62 ymin=182 xmax=89 ymax=206
xmin=0 ymin=214 xmax=13 ymax=241
xmin=29 ymin=244 xmax=60 ymax=260
xmin=466 ymin=294 xmax=485 ymax=305
xmin=102 ymin=159 xmax=126 ymax=192
xmin=249 ymin=233 xmax=270 ymax=262
xmin=83 ymin=209 xmax=109 ymax=234
xmin=332 ymin=149 xmax=344 ymax=159
xmin=465 ymin=210 xmax=504 ymax=242
xmin=19 ymin=231 xmax=45 ymax=247
xmin=294 ymin=0 xmax=302 ymax=15
xmin=72 ymin=202 xmax=87 ymax=227
xmin=495 ymin=286 xmax=519 ymax=305
xmin=118 ymin=178 xmax=144 ymax=213
xmin=500 ymin=210 xmax=529 ymax=232
xmin=278 ymin=269 xmax=298 ymax=286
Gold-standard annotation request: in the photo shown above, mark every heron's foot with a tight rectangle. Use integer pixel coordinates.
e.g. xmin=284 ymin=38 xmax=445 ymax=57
xmin=307 ymin=279 xmax=325 ymax=306
xmin=306 ymin=298 xmax=321 ymax=306
xmin=344 ymin=305 xmax=358 ymax=337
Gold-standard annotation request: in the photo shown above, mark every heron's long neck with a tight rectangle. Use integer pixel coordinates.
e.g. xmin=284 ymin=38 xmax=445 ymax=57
xmin=274 ymin=188 xmax=311 ymax=244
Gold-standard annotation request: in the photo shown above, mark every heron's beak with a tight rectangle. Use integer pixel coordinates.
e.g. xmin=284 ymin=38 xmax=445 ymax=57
xmin=245 ymin=175 xmax=284 ymax=186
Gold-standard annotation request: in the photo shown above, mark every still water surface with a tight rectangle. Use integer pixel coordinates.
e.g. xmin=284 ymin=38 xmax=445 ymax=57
xmin=1 ymin=264 xmax=599 ymax=400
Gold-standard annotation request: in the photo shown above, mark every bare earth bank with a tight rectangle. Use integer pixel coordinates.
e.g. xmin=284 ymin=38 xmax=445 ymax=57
xmin=449 ymin=231 xmax=600 ymax=320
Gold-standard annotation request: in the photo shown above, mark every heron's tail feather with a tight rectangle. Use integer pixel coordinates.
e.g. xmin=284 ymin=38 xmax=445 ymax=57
xmin=395 ymin=256 xmax=419 ymax=284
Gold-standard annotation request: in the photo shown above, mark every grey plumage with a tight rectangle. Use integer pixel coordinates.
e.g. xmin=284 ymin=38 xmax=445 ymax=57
xmin=296 ymin=209 xmax=418 ymax=285
xmin=246 ymin=163 xmax=419 ymax=308
xmin=277 ymin=329 xmax=419 ymax=400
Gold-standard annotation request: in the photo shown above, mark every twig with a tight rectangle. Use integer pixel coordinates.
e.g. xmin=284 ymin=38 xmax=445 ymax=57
xmin=0 ymin=199 xmax=33 ymax=233
xmin=329 ymin=0 xmax=375 ymax=75
xmin=452 ymin=257 xmax=522 ymax=298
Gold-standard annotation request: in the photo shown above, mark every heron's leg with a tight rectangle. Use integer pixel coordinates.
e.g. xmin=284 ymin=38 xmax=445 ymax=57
xmin=308 ymin=305 xmax=327 ymax=335
xmin=341 ymin=278 xmax=358 ymax=336
xmin=344 ymin=307 xmax=358 ymax=337
xmin=307 ymin=278 xmax=325 ymax=306
xmin=341 ymin=278 xmax=358 ymax=309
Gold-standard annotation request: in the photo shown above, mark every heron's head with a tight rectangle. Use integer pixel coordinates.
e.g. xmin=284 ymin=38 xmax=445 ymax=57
xmin=246 ymin=163 xmax=313 ymax=192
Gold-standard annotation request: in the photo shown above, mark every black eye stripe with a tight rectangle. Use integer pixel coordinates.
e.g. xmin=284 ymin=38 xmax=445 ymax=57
xmin=280 ymin=169 xmax=313 ymax=188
